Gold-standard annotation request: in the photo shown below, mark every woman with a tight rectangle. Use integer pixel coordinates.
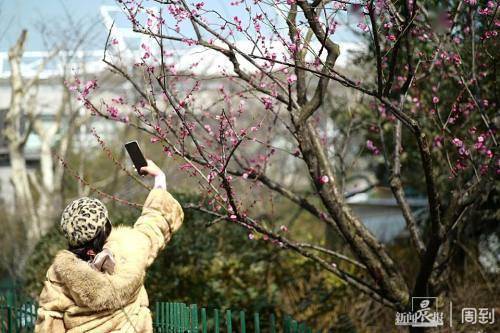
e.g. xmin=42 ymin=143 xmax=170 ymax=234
xmin=35 ymin=160 xmax=184 ymax=333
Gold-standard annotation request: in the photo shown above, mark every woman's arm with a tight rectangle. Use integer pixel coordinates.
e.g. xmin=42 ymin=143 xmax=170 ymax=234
xmin=133 ymin=160 xmax=184 ymax=266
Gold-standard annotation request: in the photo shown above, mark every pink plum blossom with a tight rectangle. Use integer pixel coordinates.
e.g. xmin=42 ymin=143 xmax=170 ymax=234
xmin=451 ymin=138 xmax=463 ymax=147
xmin=106 ymin=105 xmax=119 ymax=118
xmin=357 ymin=22 xmax=369 ymax=32
xmin=366 ymin=140 xmax=381 ymax=155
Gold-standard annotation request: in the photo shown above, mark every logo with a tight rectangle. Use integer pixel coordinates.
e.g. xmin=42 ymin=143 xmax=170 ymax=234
xmin=395 ymin=297 xmax=444 ymax=327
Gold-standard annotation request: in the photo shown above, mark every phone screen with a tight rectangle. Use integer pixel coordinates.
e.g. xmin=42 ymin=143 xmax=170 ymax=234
xmin=125 ymin=141 xmax=148 ymax=175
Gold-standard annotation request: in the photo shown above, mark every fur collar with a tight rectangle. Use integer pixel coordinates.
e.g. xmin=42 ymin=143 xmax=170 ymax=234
xmin=52 ymin=226 xmax=148 ymax=311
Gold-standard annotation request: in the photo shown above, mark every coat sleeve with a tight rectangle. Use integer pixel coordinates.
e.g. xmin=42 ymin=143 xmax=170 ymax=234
xmin=133 ymin=188 xmax=184 ymax=266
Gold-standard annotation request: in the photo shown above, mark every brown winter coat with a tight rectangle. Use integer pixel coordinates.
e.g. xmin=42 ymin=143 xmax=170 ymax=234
xmin=34 ymin=189 xmax=184 ymax=333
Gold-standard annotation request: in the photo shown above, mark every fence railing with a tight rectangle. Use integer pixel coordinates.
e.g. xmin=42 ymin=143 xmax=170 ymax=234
xmin=0 ymin=289 xmax=38 ymax=333
xmin=1 ymin=293 xmax=315 ymax=333
xmin=0 ymin=302 xmax=38 ymax=333
xmin=154 ymin=302 xmax=315 ymax=333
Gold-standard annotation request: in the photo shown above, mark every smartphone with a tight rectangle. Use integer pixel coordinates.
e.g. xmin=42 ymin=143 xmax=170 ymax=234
xmin=125 ymin=141 xmax=148 ymax=176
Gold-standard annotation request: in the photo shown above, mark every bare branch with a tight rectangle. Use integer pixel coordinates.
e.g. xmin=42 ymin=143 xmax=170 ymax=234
xmin=390 ymin=120 xmax=426 ymax=257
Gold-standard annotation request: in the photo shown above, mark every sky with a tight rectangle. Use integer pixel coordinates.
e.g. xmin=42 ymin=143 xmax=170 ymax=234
xmin=0 ymin=0 xmax=251 ymax=52
xmin=1 ymin=0 xmax=359 ymax=52
xmin=0 ymin=0 xmax=115 ymax=51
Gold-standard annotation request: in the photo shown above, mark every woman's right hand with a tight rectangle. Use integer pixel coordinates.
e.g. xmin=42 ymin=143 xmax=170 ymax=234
xmin=141 ymin=160 xmax=167 ymax=189
xmin=140 ymin=160 xmax=163 ymax=177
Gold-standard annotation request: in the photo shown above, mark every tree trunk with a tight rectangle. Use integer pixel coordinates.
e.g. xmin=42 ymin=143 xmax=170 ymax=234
xmin=3 ymin=30 xmax=66 ymax=257
xmin=8 ymin=145 xmax=40 ymax=242
xmin=296 ymin=120 xmax=410 ymax=308
xmin=4 ymin=30 xmax=41 ymax=243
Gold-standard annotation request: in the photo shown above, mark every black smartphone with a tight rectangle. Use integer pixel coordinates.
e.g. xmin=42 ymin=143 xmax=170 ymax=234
xmin=125 ymin=141 xmax=148 ymax=176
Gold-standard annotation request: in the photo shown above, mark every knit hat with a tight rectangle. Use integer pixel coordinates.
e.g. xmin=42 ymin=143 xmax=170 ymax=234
xmin=60 ymin=197 xmax=109 ymax=247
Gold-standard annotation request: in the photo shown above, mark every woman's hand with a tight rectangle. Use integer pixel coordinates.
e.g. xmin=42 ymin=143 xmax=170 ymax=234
xmin=140 ymin=160 xmax=162 ymax=177
xmin=141 ymin=160 xmax=167 ymax=189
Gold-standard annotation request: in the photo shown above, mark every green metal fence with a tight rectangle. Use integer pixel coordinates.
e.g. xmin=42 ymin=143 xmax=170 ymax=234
xmin=153 ymin=302 xmax=315 ymax=333
xmin=0 ymin=289 xmax=37 ymax=333
xmin=0 ymin=303 xmax=38 ymax=333
xmin=1 ymin=293 xmax=315 ymax=333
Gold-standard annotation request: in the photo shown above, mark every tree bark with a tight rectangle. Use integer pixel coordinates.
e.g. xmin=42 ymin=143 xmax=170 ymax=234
xmin=4 ymin=30 xmax=41 ymax=243
xmin=296 ymin=120 xmax=410 ymax=308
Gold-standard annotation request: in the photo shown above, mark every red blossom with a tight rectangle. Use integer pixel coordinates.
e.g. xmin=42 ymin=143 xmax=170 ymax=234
xmin=319 ymin=175 xmax=330 ymax=184
xmin=287 ymin=74 xmax=297 ymax=84
xmin=81 ymin=80 xmax=98 ymax=98
xmin=366 ymin=140 xmax=381 ymax=155
xmin=261 ymin=97 xmax=273 ymax=110
xmin=451 ymin=138 xmax=463 ymax=147
xmin=357 ymin=22 xmax=369 ymax=32
xmin=106 ymin=105 xmax=119 ymax=118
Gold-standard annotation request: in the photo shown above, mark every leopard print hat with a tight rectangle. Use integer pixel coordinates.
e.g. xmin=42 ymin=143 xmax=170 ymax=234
xmin=60 ymin=197 xmax=109 ymax=247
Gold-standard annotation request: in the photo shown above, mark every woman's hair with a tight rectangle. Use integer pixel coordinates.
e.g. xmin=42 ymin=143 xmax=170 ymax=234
xmin=69 ymin=219 xmax=112 ymax=261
